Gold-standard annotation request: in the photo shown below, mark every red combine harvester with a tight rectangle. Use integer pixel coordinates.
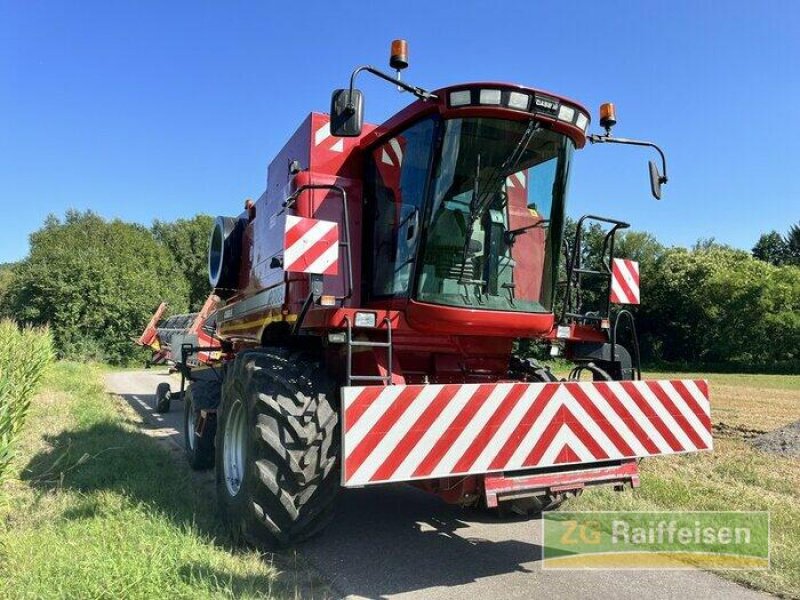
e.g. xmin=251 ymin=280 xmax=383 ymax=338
xmin=168 ymin=41 xmax=711 ymax=547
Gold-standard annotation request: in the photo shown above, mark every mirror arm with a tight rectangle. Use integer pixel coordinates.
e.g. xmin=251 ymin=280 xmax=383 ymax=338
xmin=504 ymin=219 xmax=550 ymax=245
xmin=345 ymin=65 xmax=437 ymax=112
xmin=587 ymin=134 xmax=668 ymax=183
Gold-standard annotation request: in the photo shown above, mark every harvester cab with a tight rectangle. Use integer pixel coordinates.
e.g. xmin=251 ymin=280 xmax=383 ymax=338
xmin=149 ymin=40 xmax=711 ymax=549
xmin=323 ymin=40 xmax=668 ymax=376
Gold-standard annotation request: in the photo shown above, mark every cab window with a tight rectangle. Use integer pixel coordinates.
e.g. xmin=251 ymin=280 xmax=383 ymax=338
xmin=364 ymin=118 xmax=436 ymax=297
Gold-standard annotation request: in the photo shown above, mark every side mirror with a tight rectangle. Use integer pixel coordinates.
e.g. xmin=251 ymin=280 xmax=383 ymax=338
xmin=330 ymin=89 xmax=364 ymax=137
xmin=648 ymin=160 xmax=662 ymax=200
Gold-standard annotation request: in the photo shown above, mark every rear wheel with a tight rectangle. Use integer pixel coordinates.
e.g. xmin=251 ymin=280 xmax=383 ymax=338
xmin=215 ymin=349 xmax=339 ymax=548
xmin=155 ymin=382 xmax=171 ymax=413
xmin=184 ymin=382 xmax=218 ymax=470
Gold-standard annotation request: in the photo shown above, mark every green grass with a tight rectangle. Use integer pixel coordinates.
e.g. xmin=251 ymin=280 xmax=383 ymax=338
xmin=563 ymin=372 xmax=800 ymax=598
xmin=649 ymin=370 xmax=800 ymax=391
xmin=0 ymin=362 xmax=325 ymax=599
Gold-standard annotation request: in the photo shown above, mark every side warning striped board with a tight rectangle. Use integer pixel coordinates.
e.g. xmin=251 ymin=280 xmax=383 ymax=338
xmin=283 ymin=215 xmax=339 ymax=275
xmin=341 ymin=379 xmax=711 ymax=487
xmin=610 ymin=258 xmax=640 ymax=304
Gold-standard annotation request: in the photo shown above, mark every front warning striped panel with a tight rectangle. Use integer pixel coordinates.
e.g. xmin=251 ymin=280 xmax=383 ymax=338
xmin=341 ymin=380 xmax=711 ymax=487
xmin=283 ymin=215 xmax=339 ymax=275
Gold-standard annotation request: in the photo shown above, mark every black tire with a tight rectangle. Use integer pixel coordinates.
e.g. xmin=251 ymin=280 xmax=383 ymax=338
xmin=490 ymin=491 xmax=577 ymax=519
xmin=184 ymin=381 xmax=218 ymax=470
xmin=215 ymin=348 xmax=339 ymax=548
xmin=155 ymin=382 xmax=171 ymax=413
xmin=508 ymin=357 xmax=559 ymax=383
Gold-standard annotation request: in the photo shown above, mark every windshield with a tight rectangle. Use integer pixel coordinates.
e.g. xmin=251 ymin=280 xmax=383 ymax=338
xmin=417 ymin=117 xmax=573 ymax=312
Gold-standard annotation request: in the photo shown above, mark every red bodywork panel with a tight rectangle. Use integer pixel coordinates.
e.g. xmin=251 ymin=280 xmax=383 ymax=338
xmin=481 ymin=460 xmax=640 ymax=508
xmin=405 ymin=300 xmax=553 ymax=337
xmin=137 ymin=302 xmax=167 ymax=348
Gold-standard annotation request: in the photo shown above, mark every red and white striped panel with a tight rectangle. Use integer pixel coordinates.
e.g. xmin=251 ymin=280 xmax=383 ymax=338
xmin=341 ymin=380 xmax=711 ymax=487
xmin=314 ymin=122 xmax=345 ymax=153
xmin=610 ymin=258 xmax=640 ymax=304
xmin=283 ymin=215 xmax=339 ymax=275
xmin=505 ymin=170 xmax=527 ymax=191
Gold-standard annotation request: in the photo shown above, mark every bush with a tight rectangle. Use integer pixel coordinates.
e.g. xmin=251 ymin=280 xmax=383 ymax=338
xmin=0 ymin=320 xmax=54 ymax=482
xmin=3 ymin=211 xmax=189 ymax=364
xmin=639 ymin=247 xmax=800 ymax=365
xmin=152 ymin=215 xmax=214 ymax=310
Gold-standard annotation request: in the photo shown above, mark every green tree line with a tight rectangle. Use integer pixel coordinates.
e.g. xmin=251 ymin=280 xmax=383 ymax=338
xmin=0 ymin=211 xmax=212 ymax=364
xmin=562 ymin=218 xmax=800 ymax=370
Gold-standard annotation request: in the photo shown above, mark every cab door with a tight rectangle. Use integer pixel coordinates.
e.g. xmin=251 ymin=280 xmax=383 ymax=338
xmin=362 ymin=118 xmax=437 ymax=302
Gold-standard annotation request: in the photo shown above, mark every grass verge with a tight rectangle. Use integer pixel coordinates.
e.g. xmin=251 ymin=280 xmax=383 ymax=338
xmin=563 ymin=372 xmax=800 ymax=598
xmin=0 ymin=361 xmax=324 ymax=599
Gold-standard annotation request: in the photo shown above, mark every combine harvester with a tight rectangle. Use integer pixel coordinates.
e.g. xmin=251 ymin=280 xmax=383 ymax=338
xmin=153 ymin=41 xmax=712 ymax=547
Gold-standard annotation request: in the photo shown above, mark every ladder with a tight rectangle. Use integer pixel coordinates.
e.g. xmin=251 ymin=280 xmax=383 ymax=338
xmin=345 ymin=316 xmax=394 ymax=387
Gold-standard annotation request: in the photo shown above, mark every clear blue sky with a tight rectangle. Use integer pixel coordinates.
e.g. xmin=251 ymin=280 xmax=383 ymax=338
xmin=1 ymin=1 xmax=798 ymax=263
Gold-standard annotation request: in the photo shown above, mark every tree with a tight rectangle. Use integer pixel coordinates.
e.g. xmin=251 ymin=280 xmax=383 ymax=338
xmin=152 ymin=215 xmax=214 ymax=309
xmin=0 ymin=263 xmax=15 ymax=313
xmin=692 ymin=237 xmax=738 ymax=252
xmin=5 ymin=210 xmax=188 ymax=364
xmin=786 ymin=221 xmax=800 ymax=266
xmin=752 ymin=231 xmax=788 ymax=266
xmin=614 ymin=231 xmax=665 ymax=270
xmin=559 ymin=218 xmax=663 ymax=316
xmin=639 ymin=246 xmax=799 ymax=364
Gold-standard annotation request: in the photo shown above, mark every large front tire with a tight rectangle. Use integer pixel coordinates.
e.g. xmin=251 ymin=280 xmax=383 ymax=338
xmin=215 ymin=349 xmax=339 ymax=548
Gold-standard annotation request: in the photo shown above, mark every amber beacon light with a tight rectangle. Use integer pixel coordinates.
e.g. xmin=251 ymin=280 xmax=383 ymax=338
xmin=599 ymin=102 xmax=617 ymax=134
xmin=390 ymin=39 xmax=409 ymax=72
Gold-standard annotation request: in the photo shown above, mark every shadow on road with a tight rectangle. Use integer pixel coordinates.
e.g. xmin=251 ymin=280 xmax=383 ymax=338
xmin=116 ymin=390 xmax=183 ymax=438
xmin=302 ymin=485 xmax=544 ymax=598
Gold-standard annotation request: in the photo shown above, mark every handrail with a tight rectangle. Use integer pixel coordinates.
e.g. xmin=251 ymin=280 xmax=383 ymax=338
xmin=284 ymin=184 xmax=354 ymax=303
xmin=561 ymin=214 xmax=629 ymax=325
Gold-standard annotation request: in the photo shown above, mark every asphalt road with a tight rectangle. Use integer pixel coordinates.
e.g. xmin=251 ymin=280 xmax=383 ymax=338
xmin=105 ymin=370 xmax=771 ymax=600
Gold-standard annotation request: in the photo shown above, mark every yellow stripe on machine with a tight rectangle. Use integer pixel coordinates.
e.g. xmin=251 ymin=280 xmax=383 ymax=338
xmin=218 ymin=312 xmax=297 ymax=334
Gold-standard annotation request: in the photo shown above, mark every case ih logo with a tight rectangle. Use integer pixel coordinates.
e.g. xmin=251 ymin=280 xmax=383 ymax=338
xmin=283 ymin=215 xmax=339 ymax=275
xmin=534 ymin=96 xmax=559 ymax=114
xmin=610 ymin=258 xmax=640 ymax=305
xmin=341 ymin=379 xmax=711 ymax=487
